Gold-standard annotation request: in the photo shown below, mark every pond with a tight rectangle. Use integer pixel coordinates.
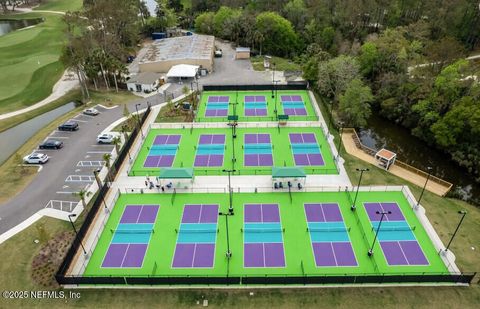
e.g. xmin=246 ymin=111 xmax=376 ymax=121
xmin=0 ymin=18 xmax=43 ymax=37
xmin=0 ymin=102 xmax=77 ymax=165
xmin=358 ymin=113 xmax=479 ymax=204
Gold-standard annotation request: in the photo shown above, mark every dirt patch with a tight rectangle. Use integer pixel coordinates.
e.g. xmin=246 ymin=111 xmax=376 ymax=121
xmin=31 ymin=229 xmax=75 ymax=288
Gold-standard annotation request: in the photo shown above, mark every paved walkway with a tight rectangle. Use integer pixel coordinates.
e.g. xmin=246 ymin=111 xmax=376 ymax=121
xmin=0 ymin=70 xmax=79 ymax=120
xmin=342 ymin=131 xmax=450 ymax=196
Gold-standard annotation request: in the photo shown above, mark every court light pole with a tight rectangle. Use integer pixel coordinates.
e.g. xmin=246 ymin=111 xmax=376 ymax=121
xmin=68 ymin=214 xmax=87 ymax=255
xmin=336 ymin=121 xmax=344 ymax=160
xmin=219 ymin=212 xmax=233 ymax=258
xmin=351 ymin=168 xmax=369 ymax=211
xmin=368 ymin=210 xmax=391 ymax=256
xmin=227 ymin=122 xmax=237 ymax=169
xmin=444 ymin=210 xmax=467 ymax=252
xmin=135 ymin=103 xmax=144 ymax=138
xmin=222 ymin=169 xmax=236 ymax=213
xmin=416 ymin=166 xmax=433 ymax=209
xmin=273 ymin=80 xmax=280 ymax=119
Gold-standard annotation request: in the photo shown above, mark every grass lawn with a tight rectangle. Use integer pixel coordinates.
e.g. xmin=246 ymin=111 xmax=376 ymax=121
xmin=0 ymin=12 xmax=66 ymax=114
xmin=88 ymin=89 xmax=139 ymax=107
xmin=0 ymin=89 xmax=82 ymax=133
xmin=129 ymin=126 xmax=337 ymax=176
xmin=196 ymin=90 xmax=317 ymax=122
xmin=250 ymin=56 xmax=301 ymax=72
xmin=34 ymin=0 xmax=83 ymax=12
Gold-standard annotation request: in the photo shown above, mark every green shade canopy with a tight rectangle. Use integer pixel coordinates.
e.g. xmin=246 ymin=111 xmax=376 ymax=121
xmin=159 ymin=168 xmax=194 ymax=179
xmin=278 ymin=114 xmax=289 ymax=120
xmin=272 ymin=167 xmax=306 ymax=178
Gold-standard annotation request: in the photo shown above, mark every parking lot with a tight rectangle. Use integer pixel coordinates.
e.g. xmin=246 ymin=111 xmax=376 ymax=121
xmin=0 ymin=105 xmax=121 ymax=234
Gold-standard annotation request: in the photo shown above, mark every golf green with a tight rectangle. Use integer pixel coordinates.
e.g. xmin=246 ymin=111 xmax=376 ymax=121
xmin=196 ymin=90 xmax=318 ymax=122
xmin=83 ymin=191 xmax=449 ymax=278
xmin=129 ymin=127 xmax=337 ymax=176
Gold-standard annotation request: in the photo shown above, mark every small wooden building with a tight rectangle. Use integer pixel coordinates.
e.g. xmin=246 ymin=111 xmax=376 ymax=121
xmin=235 ymin=47 xmax=251 ymax=59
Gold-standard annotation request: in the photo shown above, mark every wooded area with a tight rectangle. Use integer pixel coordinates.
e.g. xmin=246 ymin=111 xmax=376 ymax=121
xmin=191 ymin=1 xmax=480 ymax=182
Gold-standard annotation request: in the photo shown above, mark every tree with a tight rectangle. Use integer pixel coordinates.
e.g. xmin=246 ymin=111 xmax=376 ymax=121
xmin=283 ymin=0 xmax=308 ymax=31
xmin=103 ymin=153 xmax=113 ymax=182
xmin=426 ymin=36 xmax=466 ymax=72
xmin=195 ymin=12 xmax=215 ymax=34
xmin=112 ymin=136 xmax=121 ymax=154
xmin=213 ymin=6 xmax=241 ymax=38
xmin=317 ymin=55 xmax=360 ymax=103
xmin=358 ymin=41 xmax=379 ymax=78
xmin=255 ymin=12 xmax=299 ymax=56
xmin=338 ymin=79 xmax=373 ymax=127
xmin=74 ymin=189 xmax=92 ymax=209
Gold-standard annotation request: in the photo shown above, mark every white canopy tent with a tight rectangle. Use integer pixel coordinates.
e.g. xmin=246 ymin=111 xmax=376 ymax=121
xmin=166 ymin=64 xmax=199 ymax=79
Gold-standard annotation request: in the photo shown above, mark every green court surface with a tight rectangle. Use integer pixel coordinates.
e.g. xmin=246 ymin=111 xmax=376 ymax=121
xmin=83 ymin=191 xmax=449 ymax=279
xmin=196 ymin=90 xmax=318 ymax=122
xmin=129 ymin=126 xmax=337 ymax=176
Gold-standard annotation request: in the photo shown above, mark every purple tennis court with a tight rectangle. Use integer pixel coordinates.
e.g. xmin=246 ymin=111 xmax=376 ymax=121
xmin=244 ymin=133 xmax=273 ymax=167
xmin=304 ymin=203 xmax=358 ymax=267
xmin=243 ymin=204 xmax=286 ymax=268
xmin=101 ymin=205 xmax=159 ymax=268
xmin=364 ymin=202 xmax=429 ymax=266
xmin=280 ymin=95 xmax=307 ymax=116
xmin=244 ymin=95 xmax=267 ymax=116
xmin=194 ymin=134 xmax=226 ymax=167
xmin=172 ymin=204 xmax=219 ymax=268
xmin=144 ymin=134 xmax=181 ymax=168
xmin=205 ymin=96 xmax=229 ymax=117
xmin=289 ymin=133 xmax=325 ymax=166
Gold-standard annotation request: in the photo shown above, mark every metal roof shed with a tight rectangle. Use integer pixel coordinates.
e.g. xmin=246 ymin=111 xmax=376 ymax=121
xmin=158 ymin=168 xmax=194 ymax=179
xmin=272 ymin=167 xmax=306 ymax=178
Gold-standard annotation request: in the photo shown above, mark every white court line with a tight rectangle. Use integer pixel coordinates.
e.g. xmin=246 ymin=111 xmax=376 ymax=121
xmin=48 ymin=136 xmax=69 ymax=139
xmin=78 ymin=114 xmax=96 ymax=119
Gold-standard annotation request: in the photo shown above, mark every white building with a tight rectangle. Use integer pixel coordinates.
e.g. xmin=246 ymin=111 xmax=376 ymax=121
xmin=126 ymin=72 xmax=161 ymax=93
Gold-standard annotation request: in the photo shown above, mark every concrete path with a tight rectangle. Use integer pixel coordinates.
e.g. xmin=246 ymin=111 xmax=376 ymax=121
xmin=341 ymin=130 xmax=450 ymax=196
xmin=0 ymin=70 xmax=79 ymax=120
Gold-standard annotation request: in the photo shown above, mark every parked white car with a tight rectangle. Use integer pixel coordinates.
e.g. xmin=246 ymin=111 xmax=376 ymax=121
xmin=83 ymin=108 xmax=99 ymax=116
xmin=23 ymin=153 xmax=49 ymax=164
xmin=97 ymin=133 xmax=116 ymax=144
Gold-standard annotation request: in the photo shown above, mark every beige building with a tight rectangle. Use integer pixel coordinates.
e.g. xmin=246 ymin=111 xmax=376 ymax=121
xmin=138 ymin=34 xmax=215 ymax=73
xmin=235 ymin=47 xmax=251 ymax=59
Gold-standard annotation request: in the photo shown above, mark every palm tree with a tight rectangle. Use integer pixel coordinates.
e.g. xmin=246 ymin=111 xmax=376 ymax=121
xmin=74 ymin=188 xmax=92 ymax=209
xmin=103 ymin=153 xmax=113 ymax=182
xmin=112 ymin=136 xmax=121 ymax=154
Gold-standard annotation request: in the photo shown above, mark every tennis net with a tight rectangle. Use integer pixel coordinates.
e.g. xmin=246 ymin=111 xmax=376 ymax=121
xmin=198 ymin=144 xmax=225 ymax=150
xmin=242 ymin=228 xmax=285 ymax=233
xmin=176 ymin=228 xmax=218 ymax=234
xmin=244 ymin=144 xmax=271 ymax=150
xmin=291 ymin=144 xmax=319 ymax=150
xmin=372 ymin=225 xmax=416 ymax=232
xmin=151 ymin=145 xmax=178 ymax=151
xmin=111 ymin=228 xmax=154 ymax=234
xmin=307 ymin=226 xmax=351 ymax=232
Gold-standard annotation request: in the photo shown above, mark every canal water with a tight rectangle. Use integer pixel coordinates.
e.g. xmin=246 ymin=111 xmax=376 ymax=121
xmin=0 ymin=18 xmax=42 ymax=37
xmin=0 ymin=102 xmax=76 ymax=164
xmin=358 ymin=113 xmax=479 ymax=203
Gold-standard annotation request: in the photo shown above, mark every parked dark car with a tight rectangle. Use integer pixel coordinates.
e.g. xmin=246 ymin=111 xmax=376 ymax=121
xmin=58 ymin=120 xmax=79 ymax=131
xmin=39 ymin=140 xmax=64 ymax=149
